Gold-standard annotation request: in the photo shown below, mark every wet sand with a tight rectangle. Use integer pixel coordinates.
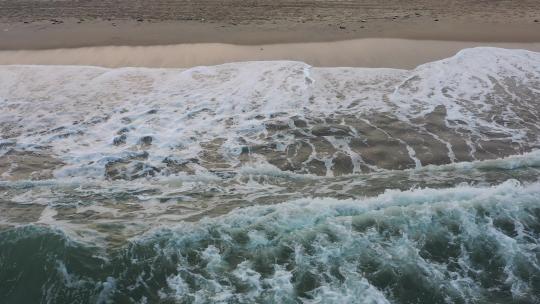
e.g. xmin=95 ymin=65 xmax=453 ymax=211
xmin=1 ymin=39 xmax=540 ymax=69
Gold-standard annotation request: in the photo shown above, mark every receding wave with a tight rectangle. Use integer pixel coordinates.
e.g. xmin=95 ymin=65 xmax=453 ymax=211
xmin=1 ymin=47 xmax=539 ymax=181
xmin=1 ymin=47 xmax=540 ymax=303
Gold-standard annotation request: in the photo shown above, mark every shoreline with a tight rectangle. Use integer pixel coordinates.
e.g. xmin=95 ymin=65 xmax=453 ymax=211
xmin=1 ymin=39 xmax=540 ymax=69
xmin=0 ymin=0 xmax=539 ymax=67
xmin=1 ymin=18 xmax=540 ymax=51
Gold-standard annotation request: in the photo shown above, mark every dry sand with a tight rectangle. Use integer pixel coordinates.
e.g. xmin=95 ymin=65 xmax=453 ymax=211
xmin=1 ymin=0 xmax=540 ymax=50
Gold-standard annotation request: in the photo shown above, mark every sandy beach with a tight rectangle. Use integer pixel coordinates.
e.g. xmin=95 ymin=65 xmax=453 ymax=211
xmin=1 ymin=0 xmax=540 ymax=68
xmin=1 ymin=0 xmax=540 ymax=50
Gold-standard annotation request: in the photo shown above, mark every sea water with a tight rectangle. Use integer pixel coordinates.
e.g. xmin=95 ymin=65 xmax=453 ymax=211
xmin=0 ymin=47 xmax=539 ymax=303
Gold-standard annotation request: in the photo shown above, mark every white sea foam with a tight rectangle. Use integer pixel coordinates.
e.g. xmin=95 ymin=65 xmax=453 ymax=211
xmin=1 ymin=47 xmax=539 ymax=180
xmin=128 ymin=179 xmax=540 ymax=303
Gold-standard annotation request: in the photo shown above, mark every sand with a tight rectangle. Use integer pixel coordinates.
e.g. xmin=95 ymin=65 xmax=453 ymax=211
xmin=0 ymin=0 xmax=540 ymax=50
xmin=1 ymin=39 xmax=540 ymax=69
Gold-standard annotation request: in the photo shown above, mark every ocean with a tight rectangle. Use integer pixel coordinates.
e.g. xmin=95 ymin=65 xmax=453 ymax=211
xmin=0 ymin=47 xmax=539 ymax=303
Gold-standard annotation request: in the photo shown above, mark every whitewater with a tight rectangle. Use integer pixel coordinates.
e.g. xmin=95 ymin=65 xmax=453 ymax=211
xmin=0 ymin=47 xmax=539 ymax=303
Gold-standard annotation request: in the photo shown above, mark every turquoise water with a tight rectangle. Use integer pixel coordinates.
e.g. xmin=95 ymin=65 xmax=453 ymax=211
xmin=1 ymin=180 xmax=540 ymax=303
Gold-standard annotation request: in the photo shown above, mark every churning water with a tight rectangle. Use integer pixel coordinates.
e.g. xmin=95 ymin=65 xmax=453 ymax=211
xmin=0 ymin=47 xmax=539 ymax=303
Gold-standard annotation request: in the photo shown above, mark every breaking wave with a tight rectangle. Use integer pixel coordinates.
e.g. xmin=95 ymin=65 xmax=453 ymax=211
xmin=1 ymin=180 xmax=540 ymax=303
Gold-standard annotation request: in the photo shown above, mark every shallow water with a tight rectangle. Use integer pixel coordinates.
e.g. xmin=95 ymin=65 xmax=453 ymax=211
xmin=1 ymin=47 xmax=540 ymax=303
